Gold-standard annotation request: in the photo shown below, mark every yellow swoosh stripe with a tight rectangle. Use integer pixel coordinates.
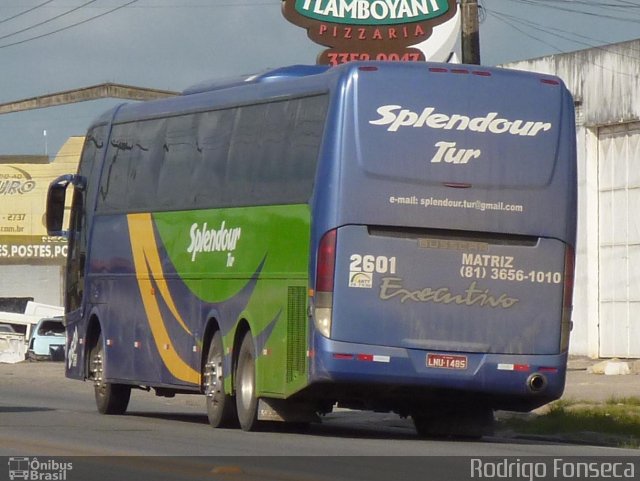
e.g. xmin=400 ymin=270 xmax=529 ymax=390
xmin=128 ymin=213 xmax=199 ymax=384
xmin=134 ymin=216 xmax=193 ymax=336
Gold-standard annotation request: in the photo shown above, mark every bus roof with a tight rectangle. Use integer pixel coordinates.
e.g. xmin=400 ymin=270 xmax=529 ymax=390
xmin=88 ymin=62 xmax=567 ymax=127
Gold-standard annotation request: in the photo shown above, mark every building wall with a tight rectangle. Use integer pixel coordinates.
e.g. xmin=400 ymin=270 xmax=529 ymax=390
xmin=504 ymin=39 xmax=640 ymax=358
xmin=0 ymin=265 xmax=63 ymax=306
xmin=0 ymin=137 xmax=82 ymax=310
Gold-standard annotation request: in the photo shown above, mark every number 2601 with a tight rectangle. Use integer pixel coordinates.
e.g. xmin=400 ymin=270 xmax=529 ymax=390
xmin=349 ymin=254 xmax=397 ymax=274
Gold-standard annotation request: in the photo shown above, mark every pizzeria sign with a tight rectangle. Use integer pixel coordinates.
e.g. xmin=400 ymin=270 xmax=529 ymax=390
xmin=282 ymin=0 xmax=458 ymax=65
xmin=293 ymin=0 xmax=450 ymax=24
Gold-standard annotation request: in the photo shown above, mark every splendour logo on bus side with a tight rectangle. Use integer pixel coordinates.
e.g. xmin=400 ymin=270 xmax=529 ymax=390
xmin=294 ymin=0 xmax=450 ymax=25
xmin=187 ymin=221 xmax=242 ymax=264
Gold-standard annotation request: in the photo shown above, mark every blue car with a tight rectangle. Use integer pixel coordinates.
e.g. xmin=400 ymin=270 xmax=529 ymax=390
xmin=27 ymin=317 xmax=65 ymax=361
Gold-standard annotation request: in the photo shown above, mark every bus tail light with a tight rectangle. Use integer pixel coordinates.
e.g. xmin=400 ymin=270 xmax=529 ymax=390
xmin=314 ymin=229 xmax=336 ymax=338
xmin=560 ymin=245 xmax=575 ymax=352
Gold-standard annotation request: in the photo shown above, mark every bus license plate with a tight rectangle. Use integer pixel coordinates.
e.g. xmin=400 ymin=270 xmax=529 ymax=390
xmin=427 ymin=353 xmax=468 ymax=370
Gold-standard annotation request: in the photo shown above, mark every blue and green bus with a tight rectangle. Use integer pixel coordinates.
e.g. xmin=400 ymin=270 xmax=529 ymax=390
xmin=47 ymin=62 xmax=576 ymax=437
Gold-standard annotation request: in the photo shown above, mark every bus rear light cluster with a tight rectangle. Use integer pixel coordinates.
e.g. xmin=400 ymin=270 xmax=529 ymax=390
xmin=497 ymin=364 xmax=558 ymax=375
xmin=316 ymin=229 xmax=336 ymax=293
xmin=333 ymin=353 xmax=391 ymax=363
xmin=497 ymin=363 xmax=530 ymax=372
xmin=313 ymin=229 xmax=337 ymax=338
xmin=561 ymin=245 xmax=576 ymax=352
xmin=428 ymin=67 xmax=492 ymax=77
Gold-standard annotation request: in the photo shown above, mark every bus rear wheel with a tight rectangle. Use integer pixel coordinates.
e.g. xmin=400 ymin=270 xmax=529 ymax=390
xmin=204 ymin=331 xmax=237 ymax=428
xmin=90 ymin=333 xmax=131 ymax=415
xmin=235 ymin=333 xmax=260 ymax=431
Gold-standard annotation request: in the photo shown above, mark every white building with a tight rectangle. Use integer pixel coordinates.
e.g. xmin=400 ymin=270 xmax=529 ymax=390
xmin=504 ymin=39 xmax=640 ymax=358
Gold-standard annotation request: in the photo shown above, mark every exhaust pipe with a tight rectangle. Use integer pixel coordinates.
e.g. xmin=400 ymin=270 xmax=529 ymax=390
xmin=527 ymin=373 xmax=548 ymax=393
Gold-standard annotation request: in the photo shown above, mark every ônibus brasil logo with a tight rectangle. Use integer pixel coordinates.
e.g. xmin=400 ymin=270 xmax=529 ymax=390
xmin=281 ymin=0 xmax=458 ymax=65
xmin=8 ymin=457 xmax=73 ymax=481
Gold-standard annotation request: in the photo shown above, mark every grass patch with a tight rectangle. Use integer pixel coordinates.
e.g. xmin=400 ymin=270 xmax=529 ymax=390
xmin=498 ymin=399 xmax=640 ymax=448
xmin=606 ymin=396 xmax=640 ymax=407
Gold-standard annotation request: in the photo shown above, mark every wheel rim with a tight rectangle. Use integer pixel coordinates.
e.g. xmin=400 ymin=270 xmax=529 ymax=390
xmin=205 ymin=353 xmax=224 ymax=406
xmin=238 ymin=352 xmax=254 ymax=411
xmin=91 ymin=343 xmax=106 ymax=398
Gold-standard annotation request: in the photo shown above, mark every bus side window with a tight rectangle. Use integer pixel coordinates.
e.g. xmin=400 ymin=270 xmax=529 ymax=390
xmin=194 ymin=109 xmax=234 ymax=207
xmin=285 ymin=96 xmax=328 ymax=200
xmin=98 ymin=124 xmax=135 ymax=212
xmin=259 ymin=101 xmax=295 ymax=185
xmin=128 ymin=119 xmax=165 ymax=212
xmin=227 ymin=104 xmax=266 ymax=203
xmin=158 ymin=115 xmax=199 ymax=210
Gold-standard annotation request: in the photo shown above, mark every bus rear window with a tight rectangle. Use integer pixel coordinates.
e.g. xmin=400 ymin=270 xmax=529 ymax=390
xmin=353 ymin=72 xmax=563 ymax=189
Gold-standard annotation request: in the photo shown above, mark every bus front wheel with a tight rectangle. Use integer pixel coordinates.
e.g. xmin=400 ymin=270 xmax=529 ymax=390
xmin=90 ymin=333 xmax=131 ymax=415
xmin=235 ymin=333 xmax=260 ymax=431
xmin=204 ymin=330 xmax=237 ymax=428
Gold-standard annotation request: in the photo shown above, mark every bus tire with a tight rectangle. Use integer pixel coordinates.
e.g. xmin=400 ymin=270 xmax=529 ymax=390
xmin=90 ymin=333 xmax=131 ymax=415
xmin=235 ymin=333 xmax=260 ymax=431
xmin=204 ymin=331 xmax=237 ymax=428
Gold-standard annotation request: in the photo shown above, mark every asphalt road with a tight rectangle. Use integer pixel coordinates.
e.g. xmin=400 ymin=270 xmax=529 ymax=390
xmin=1 ymin=362 xmax=638 ymax=481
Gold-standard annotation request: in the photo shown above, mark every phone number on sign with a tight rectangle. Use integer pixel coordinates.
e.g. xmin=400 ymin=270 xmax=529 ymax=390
xmin=325 ymin=51 xmax=422 ymax=65
xmin=460 ymin=267 xmax=563 ymax=284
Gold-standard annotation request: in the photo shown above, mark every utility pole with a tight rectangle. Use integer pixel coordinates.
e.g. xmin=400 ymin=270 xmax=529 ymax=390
xmin=461 ymin=0 xmax=481 ymax=65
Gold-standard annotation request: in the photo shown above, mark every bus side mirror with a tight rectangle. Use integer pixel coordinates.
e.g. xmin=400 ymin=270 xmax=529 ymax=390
xmin=46 ymin=174 xmax=84 ymax=237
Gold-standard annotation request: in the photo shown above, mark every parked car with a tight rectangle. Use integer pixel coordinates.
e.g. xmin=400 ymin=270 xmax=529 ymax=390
xmin=26 ymin=317 xmax=65 ymax=361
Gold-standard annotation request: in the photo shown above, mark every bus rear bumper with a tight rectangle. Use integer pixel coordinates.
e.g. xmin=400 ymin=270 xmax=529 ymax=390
xmin=309 ymin=335 xmax=567 ymax=411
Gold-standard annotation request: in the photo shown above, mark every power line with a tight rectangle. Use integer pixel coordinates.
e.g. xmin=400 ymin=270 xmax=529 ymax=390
xmin=0 ymin=1 xmax=140 ymax=50
xmin=0 ymin=0 xmax=99 ymax=42
xmin=0 ymin=1 xmax=55 ymax=26
xmin=522 ymin=0 xmax=640 ymax=6
xmin=488 ymin=7 xmax=640 ymax=56
xmin=527 ymin=0 xmax=640 ymax=6
xmin=487 ymin=8 xmax=640 ymax=77
xmin=1 ymin=1 xmax=280 ymax=8
xmin=506 ymin=0 xmax=640 ymax=23
xmin=135 ymin=1 xmax=279 ymax=5
xmin=487 ymin=11 xmax=564 ymax=54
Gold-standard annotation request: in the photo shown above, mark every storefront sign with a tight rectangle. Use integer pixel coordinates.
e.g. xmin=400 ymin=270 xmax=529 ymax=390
xmin=282 ymin=0 xmax=458 ymax=65
xmin=0 ymin=137 xmax=82 ymax=265
xmin=0 ymin=235 xmax=68 ymax=265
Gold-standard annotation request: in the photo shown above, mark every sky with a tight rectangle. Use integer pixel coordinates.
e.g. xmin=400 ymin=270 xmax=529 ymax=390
xmin=1 ymin=0 xmax=639 ymax=157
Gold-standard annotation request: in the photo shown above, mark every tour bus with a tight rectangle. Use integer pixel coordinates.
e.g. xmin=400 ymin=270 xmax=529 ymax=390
xmin=47 ymin=62 xmax=576 ymax=437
